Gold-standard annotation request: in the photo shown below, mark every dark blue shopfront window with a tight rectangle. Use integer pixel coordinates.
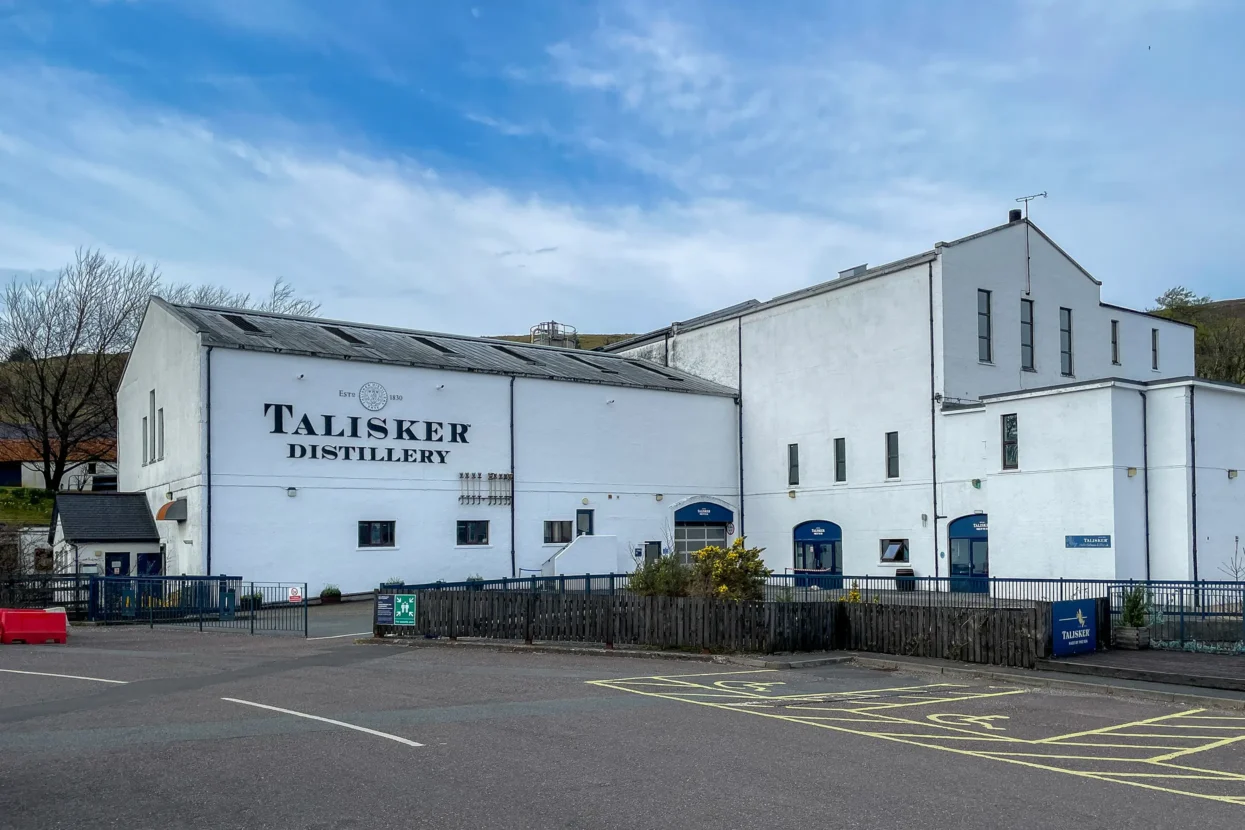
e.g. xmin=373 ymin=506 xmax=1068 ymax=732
xmin=793 ymin=521 xmax=843 ymax=585
xmin=949 ymin=515 xmax=989 ymax=593
xmin=674 ymin=502 xmax=733 ymax=524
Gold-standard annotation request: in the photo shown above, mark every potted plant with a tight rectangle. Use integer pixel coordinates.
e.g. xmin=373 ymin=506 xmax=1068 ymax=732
xmin=381 ymin=577 xmax=404 ymax=590
xmin=1114 ymin=586 xmax=1151 ymax=649
xmin=239 ymin=591 xmax=264 ymax=611
xmin=320 ymin=584 xmax=342 ymax=605
xmin=465 ymin=573 xmax=484 ymax=591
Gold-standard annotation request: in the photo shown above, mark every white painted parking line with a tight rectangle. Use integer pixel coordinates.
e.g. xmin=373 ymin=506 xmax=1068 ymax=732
xmin=220 ymin=697 xmax=424 ymax=747
xmin=0 ymin=668 xmax=127 ymax=684
xmin=306 ymin=632 xmax=372 ymax=641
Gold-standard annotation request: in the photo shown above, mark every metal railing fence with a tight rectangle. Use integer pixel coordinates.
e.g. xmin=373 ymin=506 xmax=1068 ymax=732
xmin=88 ymin=576 xmax=308 ymax=636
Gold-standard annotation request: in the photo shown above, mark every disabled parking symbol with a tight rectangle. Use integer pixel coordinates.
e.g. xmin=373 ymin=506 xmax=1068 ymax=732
xmin=927 ymin=713 xmax=1009 ymax=730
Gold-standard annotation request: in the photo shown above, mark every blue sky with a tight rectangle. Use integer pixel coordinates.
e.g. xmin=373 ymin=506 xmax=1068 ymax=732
xmin=1 ymin=0 xmax=1242 ymax=334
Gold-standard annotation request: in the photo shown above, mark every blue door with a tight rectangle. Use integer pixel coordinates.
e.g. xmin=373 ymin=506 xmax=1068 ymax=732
xmin=793 ymin=521 xmax=843 ymax=589
xmin=105 ymin=552 xmax=131 ymax=577
xmin=948 ymin=516 xmax=988 ymax=593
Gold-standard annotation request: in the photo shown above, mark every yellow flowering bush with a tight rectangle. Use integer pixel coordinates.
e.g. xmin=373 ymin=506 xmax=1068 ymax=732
xmin=690 ymin=537 xmax=771 ymax=601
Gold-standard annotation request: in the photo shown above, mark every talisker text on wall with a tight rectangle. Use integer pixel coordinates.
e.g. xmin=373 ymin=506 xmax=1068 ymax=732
xmin=264 ymin=403 xmax=471 ymax=466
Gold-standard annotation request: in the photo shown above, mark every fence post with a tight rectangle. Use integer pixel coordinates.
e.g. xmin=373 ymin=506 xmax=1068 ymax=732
xmin=1179 ymin=586 xmax=1186 ymax=646
xmin=449 ymin=593 xmax=457 ymax=641
xmin=606 ymin=573 xmax=615 ymax=649
xmin=525 ymin=591 xmax=533 ymax=645
xmin=250 ymin=582 xmax=256 ymax=635
xmin=303 ymin=583 xmax=309 ymax=638
xmin=199 ymin=584 xmax=204 ymax=633
xmin=559 ymin=574 xmax=565 ymax=595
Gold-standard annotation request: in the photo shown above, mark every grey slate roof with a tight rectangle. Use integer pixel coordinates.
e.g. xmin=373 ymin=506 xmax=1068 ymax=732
xmin=154 ymin=298 xmax=737 ymax=398
xmin=53 ymin=492 xmax=160 ymax=543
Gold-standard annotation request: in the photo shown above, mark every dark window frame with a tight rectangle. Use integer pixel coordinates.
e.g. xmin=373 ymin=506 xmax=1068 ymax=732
xmin=977 ymin=289 xmax=993 ymax=363
xmin=1001 ymin=413 xmax=1019 ymax=470
xmin=1059 ymin=307 xmax=1074 ymax=376
xmin=880 ymin=539 xmax=910 ymax=563
xmin=787 ymin=443 xmax=800 ymax=486
xmin=1151 ymin=328 xmax=1160 ymax=370
xmin=834 ymin=437 xmax=846 ymax=483
xmin=456 ymin=520 xmax=490 ymax=546
xmin=1021 ymin=299 xmax=1035 ymax=371
xmin=885 ymin=432 xmax=900 ymax=479
xmin=576 ymin=509 xmax=594 ymax=537
xmin=1111 ymin=319 xmax=1121 ymax=365
xmin=358 ymin=520 xmax=396 ymax=548
xmin=543 ymin=520 xmax=573 ymax=545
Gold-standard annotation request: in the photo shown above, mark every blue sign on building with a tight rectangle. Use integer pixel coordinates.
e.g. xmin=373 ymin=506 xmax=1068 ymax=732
xmin=1051 ymin=599 xmax=1097 ymax=656
xmin=1065 ymin=535 xmax=1111 ymax=548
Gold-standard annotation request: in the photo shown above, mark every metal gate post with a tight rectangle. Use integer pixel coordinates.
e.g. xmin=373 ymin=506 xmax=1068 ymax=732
xmin=606 ymin=573 xmax=615 ymax=649
xmin=303 ymin=583 xmax=309 ymax=638
xmin=524 ymin=590 xmax=533 ymax=645
xmin=199 ymin=584 xmax=204 ymax=633
xmin=250 ymin=582 xmax=255 ymax=635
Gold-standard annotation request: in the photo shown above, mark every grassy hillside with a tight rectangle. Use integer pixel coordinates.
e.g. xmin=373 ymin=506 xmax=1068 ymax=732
xmin=491 ymin=334 xmax=635 ymax=350
xmin=0 ymin=487 xmax=54 ymax=527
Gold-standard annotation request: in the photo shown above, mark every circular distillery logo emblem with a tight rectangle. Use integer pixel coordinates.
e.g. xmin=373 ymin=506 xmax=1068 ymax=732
xmin=358 ymin=382 xmax=389 ymax=412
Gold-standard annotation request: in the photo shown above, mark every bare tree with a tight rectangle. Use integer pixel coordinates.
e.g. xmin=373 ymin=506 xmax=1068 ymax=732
xmin=0 ymin=249 xmax=157 ymax=492
xmin=1219 ymin=536 xmax=1245 ymax=582
xmin=0 ymin=249 xmax=320 ymax=494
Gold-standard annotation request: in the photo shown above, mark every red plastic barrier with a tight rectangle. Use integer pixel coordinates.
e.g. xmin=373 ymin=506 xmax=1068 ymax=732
xmin=0 ymin=609 xmax=67 ymax=645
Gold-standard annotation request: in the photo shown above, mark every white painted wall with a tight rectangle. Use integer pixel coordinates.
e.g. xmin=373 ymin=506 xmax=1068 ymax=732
xmin=540 ymin=534 xmax=625 ymax=576
xmin=118 ymin=301 xmax=208 ymax=576
xmin=1180 ymin=384 xmax=1245 ymax=581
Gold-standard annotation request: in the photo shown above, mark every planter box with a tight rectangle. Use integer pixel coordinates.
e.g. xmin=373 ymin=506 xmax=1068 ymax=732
xmin=320 ymin=594 xmax=342 ymax=604
xmin=1113 ymin=626 xmax=1150 ymax=650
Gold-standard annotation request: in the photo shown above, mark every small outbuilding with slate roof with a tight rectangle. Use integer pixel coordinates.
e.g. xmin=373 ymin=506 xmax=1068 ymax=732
xmin=50 ymin=492 xmax=164 ymax=576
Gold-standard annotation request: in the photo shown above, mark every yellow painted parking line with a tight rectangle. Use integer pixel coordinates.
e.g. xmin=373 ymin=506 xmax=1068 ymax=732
xmin=1148 ymin=735 xmax=1245 ymax=763
xmin=1037 ymin=709 xmax=1205 ymax=743
xmin=590 ymin=669 xmax=777 ymax=683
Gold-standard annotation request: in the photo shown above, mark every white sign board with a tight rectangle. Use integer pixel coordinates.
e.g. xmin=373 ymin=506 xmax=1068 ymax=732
xmin=288 ymin=586 xmax=304 ymax=603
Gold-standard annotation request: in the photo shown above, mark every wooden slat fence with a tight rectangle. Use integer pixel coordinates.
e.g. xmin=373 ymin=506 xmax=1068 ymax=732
xmin=377 ymin=590 xmax=1047 ymax=667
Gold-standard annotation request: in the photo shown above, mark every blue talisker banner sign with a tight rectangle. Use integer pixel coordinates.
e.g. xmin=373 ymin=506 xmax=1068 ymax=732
xmin=1051 ymin=599 xmax=1097 ymax=656
xmin=1065 ymin=535 xmax=1111 ymax=548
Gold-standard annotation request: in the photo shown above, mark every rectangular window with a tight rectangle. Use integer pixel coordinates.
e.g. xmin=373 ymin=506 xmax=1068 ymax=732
xmin=1059 ymin=307 xmax=1074 ymax=376
xmin=834 ymin=437 xmax=846 ymax=483
xmin=157 ymin=408 xmax=165 ymax=460
xmin=880 ymin=539 xmax=910 ymax=563
xmin=141 ymin=417 xmax=148 ymax=465
xmin=787 ymin=443 xmax=800 ymax=486
xmin=456 ymin=520 xmax=489 ymax=546
xmin=576 ymin=509 xmax=594 ymax=537
xmin=1151 ymin=328 xmax=1160 ymax=370
xmin=1020 ymin=299 xmax=1035 ymax=371
xmin=148 ymin=389 xmax=156 ymax=462
xmin=1111 ymin=319 xmax=1121 ymax=365
xmin=1002 ymin=413 xmax=1019 ymax=470
xmin=358 ymin=521 xmax=395 ymax=548
xmin=977 ymin=289 xmax=993 ymax=363
xmin=885 ymin=432 xmax=900 ymax=479
xmin=544 ymin=520 xmax=573 ymax=544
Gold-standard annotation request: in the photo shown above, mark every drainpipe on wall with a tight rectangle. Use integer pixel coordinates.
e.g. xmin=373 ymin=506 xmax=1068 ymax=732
xmin=927 ymin=260 xmax=941 ymax=577
xmin=1190 ymin=384 xmax=1199 ymax=582
xmin=1139 ymin=390 xmax=1151 ymax=581
xmin=737 ymin=317 xmax=745 ymax=540
xmin=509 ymin=376 xmax=516 ymax=578
xmin=205 ymin=345 xmax=213 ymax=577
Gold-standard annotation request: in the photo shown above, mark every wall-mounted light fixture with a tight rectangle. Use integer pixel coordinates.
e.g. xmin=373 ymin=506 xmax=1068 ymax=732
xmin=655 ymin=494 xmax=664 ymax=502
xmin=787 ymin=490 xmax=796 ymax=499
xmin=1127 ymin=467 xmax=1137 ymax=478
xmin=582 ymin=497 xmax=589 ymax=505
xmin=1230 ymin=469 xmax=1239 ymax=480
xmin=971 ymin=479 xmax=982 ymax=489
xmin=165 ymin=491 xmax=173 ymax=501
xmin=287 ymin=487 xmax=297 ymax=498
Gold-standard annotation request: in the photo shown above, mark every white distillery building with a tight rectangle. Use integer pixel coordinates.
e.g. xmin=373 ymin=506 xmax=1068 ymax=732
xmin=117 ymin=299 xmax=740 ymax=591
xmin=604 ymin=211 xmax=1245 ymax=586
xmin=118 ymin=212 xmax=1245 ymax=590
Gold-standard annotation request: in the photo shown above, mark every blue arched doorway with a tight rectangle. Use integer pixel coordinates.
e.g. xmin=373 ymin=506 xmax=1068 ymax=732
xmin=949 ymin=515 xmax=989 ymax=592
xmin=793 ymin=521 xmax=843 ymax=588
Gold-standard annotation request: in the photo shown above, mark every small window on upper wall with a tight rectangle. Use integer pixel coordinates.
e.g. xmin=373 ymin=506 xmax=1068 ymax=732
xmin=1059 ymin=307 xmax=1074 ymax=376
xmin=544 ymin=520 xmax=573 ymax=545
xmin=1151 ymin=328 xmax=1160 ymax=370
xmin=977 ymin=289 xmax=993 ymax=363
xmin=885 ymin=432 xmax=900 ymax=479
xmin=358 ymin=521 xmax=396 ymax=548
xmin=1001 ymin=413 xmax=1018 ymax=470
xmin=787 ymin=443 xmax=800 ymax=486
xmin=1020 ymin=299 xmax=1035 ymax=371
xmin=880 ymin=539 xmax=909 ymax=563
xmin=1110 ymin=320 xmax=1121 ymax=365
xmin=457 ymin=520 xmax=489 ymax=546
xmin=834 ymin=437 xmax=846 ymax=483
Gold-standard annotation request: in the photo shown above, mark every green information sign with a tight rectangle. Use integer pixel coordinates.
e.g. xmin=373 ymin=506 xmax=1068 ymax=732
xmin=393 ymin=594 xmax=417 ymax=626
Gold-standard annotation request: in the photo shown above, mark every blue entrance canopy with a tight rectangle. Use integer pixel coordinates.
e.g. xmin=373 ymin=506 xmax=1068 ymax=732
xmin=793 ymin=520 xmax=842 ymax=543
xmin=949 ymin=515 xmax=988 ymax=540
xmin=674 ymin=502 xmax=733 ymax=524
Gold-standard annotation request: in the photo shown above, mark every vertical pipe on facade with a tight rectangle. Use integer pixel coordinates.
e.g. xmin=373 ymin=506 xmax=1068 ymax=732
xmin=1140 ymin=390 xmax=1151 ymax=580
xmin=509 ymin=376 xmax=516 ymax=578
xmin=1190 ymin=384 xmax=1199 ymax=582
xmin=736 ymin=317 xmax=745 ymax=540
xmin=927 ymin=260 xmax=940 ymax=577
xmin=205 ymin=346 xmax=213 ymax=576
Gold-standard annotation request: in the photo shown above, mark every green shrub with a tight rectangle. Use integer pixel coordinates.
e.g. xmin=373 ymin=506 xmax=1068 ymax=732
xmin=1121 ymin=586 xmax=1149 ymax=627
xmin=629 ymin=555 xmax=692 ymax=597
xmin=320 ymin=584 xmax=342 ymax=599
xmin=465 ymin=573 xmax=484 ymax=584
xmin=689 ymin=538 xmax=771 ymax=601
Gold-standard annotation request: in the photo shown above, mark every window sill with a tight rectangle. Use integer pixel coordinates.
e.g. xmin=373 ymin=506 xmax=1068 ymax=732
xmin=1061 ymin=374 xmax=1075 ymax=379
xmin=1111 ymin=362 xmax=1121 ymax=367
xmin=456 ymin=545 xmax=493 ymax=549
xmin=978 ymin=360 xmax=994 ymax=366
xmin=877 ymin=561 xmax=911 ymax=568
xmin=357 ymin=546 xmax=399 ymax=551
xmin=1021 ymin=367 xmax=1037 ymax=373
xmin=998 ymin=468 xmax=1021 ymax=473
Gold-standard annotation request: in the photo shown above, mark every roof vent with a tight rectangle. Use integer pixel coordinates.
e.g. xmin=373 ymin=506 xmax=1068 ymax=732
xmin=322 ymin=326 xmax=366 ymax=345
xmin=838 ymin=263 xmax=869 ymax=280
xmin=411 ymin=335 xmax=457 ymax=356
xmin=491 ymin=344 xmax=541 ymax=365
xmin=1009 ymin=208 xmax=1023 ymax=223
xmin=222 ymin=314 xmax=266 ymax=335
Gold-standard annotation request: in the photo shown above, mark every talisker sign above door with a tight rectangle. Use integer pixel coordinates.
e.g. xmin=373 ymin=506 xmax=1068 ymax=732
xmin=264 ymin=384 xmax=470 ymax=466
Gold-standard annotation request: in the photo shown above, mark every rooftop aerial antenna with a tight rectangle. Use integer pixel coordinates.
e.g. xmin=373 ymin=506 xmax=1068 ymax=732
xmin=1015 ymin=192 xmax=1047 ymax=294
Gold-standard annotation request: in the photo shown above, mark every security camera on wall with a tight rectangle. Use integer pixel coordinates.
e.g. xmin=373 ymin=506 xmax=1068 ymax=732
xmin=297 ymin=373 xmax=305 ymax=380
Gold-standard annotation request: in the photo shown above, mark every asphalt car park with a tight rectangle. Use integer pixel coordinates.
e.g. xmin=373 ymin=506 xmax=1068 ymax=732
xmin=1 ymin=614 xmax=1243 ymax=829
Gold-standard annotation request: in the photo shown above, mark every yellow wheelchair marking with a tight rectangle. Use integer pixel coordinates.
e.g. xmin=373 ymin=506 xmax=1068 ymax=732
xmin=588 ymin=670 xmax=1245 ymax=806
